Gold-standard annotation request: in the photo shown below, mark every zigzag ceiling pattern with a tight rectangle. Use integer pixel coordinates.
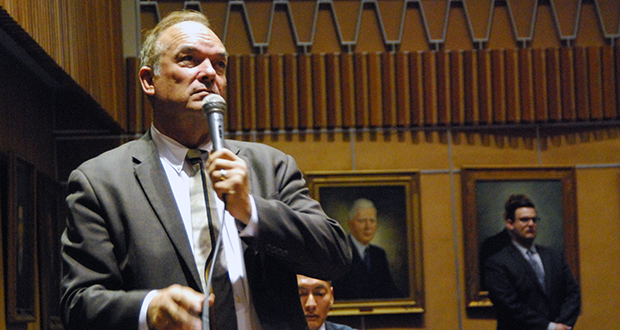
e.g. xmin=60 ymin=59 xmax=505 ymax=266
xmin=140 ymin=0 xmax=620 ymax=53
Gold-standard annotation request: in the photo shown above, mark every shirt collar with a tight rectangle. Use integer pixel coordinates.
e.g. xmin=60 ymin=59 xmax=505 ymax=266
xmin=151 ymin=125 xmax=212 ymax=173
xmin=511 ymin=240 xmax=538 ymax=255
xmin=349 ymin=235 xmax=368 ymax=257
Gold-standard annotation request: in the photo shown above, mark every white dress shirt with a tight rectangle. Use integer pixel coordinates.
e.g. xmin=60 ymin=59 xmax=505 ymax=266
xmin=139 ymin=126 xmax=262 ymax=330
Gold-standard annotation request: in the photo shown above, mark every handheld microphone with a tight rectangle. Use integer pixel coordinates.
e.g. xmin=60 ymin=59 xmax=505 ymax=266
xmin=202 ymin=94 xmax=226 ymax=151
xmin=201 ymin=93 xmax=227 ymax=330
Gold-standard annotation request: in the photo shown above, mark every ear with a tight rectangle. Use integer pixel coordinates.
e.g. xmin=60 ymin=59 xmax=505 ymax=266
xmin=328 ymin=287 xmax=334 ymax=306
xmin=139 ymin=66 xmax=156 ymax=96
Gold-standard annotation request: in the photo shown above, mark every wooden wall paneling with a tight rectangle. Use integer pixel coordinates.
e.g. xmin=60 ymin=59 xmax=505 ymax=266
xmin=601 ymin=46 xmax=617 ymax=119
xmin=545 ymin=48 xmax=562 ymax=122
xmin=574 ymin=47 xmax=590 ymax=121
xmin=270 ymin=54 xmax=284 ymax=130
xmin=423 ymin=51 xmax=437 ymax=126
xmin=125 ymin=57 xmax=139 ymax=133
xmin=450 ymin=50 xmax=464 ymax=125
xmin=255 ymin=54 xmax=269 ymax=131
xmin=354 ymin=53 xmax=369 ymax=128
xmin=560 ymin=47 xmax=576 ymax=121
xmin=532 ymin=48 xmax=548 ymax=122
xmin=227 ymin=55 xmax=241 ymax=132
xmin=283 ymin=54 xmax=298 ymax=130
xmin=436 ymin=50 xmax=449 ymax=126
xmin=587 ymin=46 xmax=603 ymax=121
xmin=504 ymin=48 xmax=518 ymax=123
xmin=368 ymin=52 xmax=383 ymax=128
xmin=311 ymin=53 xmax=326 ymax=129
xmin=395 ymin=52 xmax=410 ymax=127
xmin=463 ymin=50 xmax=478 ymax=125
xmin=381 ymin=52 xmax=396 ymax=128
xmin=518 ymin=48 xmax=534 ymax=123
xmin=616 ymin=45 xmax=620 ymax=120
xmin=477 ymin=49 xmax=492 ymax=124
xmin=325 ymin=53 xmax=341 ymax=128
xmin=242 ymin=55 xmax=256 ymax=131
xmin=409 ymin=51 xmax=424 ymax=127
xmin=491 ymin=49 xmax=505 ymax=124
xmin=297 ymin=54 xmax=312 ymax=130
xmin=340 ymin=53 xmax=355 ymax=128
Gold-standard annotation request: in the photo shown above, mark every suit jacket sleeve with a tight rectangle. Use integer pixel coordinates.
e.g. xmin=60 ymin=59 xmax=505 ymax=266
xmin=548 ymin=249 xmax=581 ymax=326
xmin=234 ymin=141 xmax=352 ymax=280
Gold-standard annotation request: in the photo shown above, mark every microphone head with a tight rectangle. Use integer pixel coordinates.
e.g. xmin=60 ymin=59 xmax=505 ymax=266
xmin=202 ymin=94 xmax=226 ymax=114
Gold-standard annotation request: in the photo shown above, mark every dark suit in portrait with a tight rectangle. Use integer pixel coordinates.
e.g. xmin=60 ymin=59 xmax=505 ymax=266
xmin=483 ymin=243 xmax=581 ymax=330
xmin=332 ymin=235 xmax=404 ymax=300
xmin=60 ymin=133 xmax=352 ymax=330
xmin=479 ymin=228 xmax=512 ymax=291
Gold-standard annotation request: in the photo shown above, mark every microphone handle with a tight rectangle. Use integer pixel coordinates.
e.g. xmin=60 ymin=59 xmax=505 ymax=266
xmin=208 ymin=110 xmax=225 ymax=151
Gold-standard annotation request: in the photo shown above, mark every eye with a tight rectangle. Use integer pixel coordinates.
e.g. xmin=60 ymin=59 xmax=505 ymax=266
xmin=215 ymin=60 xmax=227 ymax=71
xmin=313 ymin=290 xmax=327 ymax=297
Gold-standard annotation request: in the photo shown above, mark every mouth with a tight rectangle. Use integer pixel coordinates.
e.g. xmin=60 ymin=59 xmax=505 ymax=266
xmin=305 ymin=314 xmax=319 ymax=320
xmin=193 ymin=88 xmax=216 ymax=97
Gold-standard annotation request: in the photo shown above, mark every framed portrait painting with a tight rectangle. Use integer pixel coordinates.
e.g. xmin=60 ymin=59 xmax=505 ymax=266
xmin=461 ymin=166 xmax=578 ymax=309
xmin=37 ymin=172 xmax=66 ymax=330
xmin=5 ymin=154 xmax=37 ymax=322
xmin=304 ymin=170 xmax=424 ymax=315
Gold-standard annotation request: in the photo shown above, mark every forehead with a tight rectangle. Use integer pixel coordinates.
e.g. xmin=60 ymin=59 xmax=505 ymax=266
xmin=298 ymin=276 xmax=329 ymax=290
xmin=515 ymin=207 xmax=537 ymax=217
xmin=159 ymin=21 xmax=225 ymax=54
xmin=356 ymin=207 xmax=376 ymax=217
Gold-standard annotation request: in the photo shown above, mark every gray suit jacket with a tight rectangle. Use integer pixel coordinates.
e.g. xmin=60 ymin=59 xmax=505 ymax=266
xmin=61 ymin=132 xmax=352 ymax=330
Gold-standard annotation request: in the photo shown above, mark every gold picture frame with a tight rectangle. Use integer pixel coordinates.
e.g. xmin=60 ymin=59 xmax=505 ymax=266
xmin=304 ymin=170 xmax=424 ymax=316
xmin=461 ymin=166 xmax=579 ymax=310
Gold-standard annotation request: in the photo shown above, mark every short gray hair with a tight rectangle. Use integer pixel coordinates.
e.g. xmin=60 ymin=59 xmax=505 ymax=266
xmin=348 ymin=198 xmax=376 ymax=220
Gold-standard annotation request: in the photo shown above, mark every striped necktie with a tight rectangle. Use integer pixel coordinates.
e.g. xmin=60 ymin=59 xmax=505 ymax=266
xmin=186 ymin=149 xmax=219 ymax=292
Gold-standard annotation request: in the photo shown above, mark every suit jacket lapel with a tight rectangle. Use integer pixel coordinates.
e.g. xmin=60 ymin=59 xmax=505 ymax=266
xmin=132 ymin=134 xmax=202 ymax=290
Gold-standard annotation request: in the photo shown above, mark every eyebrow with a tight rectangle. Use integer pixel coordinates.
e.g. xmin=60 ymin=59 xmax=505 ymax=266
xmin=176 ymin=45 xmax=228 ymax=57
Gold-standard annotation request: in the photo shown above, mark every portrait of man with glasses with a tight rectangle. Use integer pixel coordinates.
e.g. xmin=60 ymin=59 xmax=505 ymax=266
xmin=482 ymin=194 xmax=581 ymax=330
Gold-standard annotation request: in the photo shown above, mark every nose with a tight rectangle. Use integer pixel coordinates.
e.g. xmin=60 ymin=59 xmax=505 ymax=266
xmin=197 ymin=59 xmax=216 ymax=84
xmin=305 ymin=294 xmax=317 ymax=311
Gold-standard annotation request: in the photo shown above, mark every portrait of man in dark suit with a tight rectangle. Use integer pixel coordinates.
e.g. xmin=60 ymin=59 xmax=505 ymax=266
xmin=482 ymin=194 xmax=581 ymax=330
xmin=332 ymin=198 xmax=405 ymax=300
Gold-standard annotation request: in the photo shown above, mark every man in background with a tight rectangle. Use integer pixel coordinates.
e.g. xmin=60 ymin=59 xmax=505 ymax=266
xmin=297 ymin=275 xmax=356 ymax=330
xmin=332 ymin=198 xmax=404 ymax=300
xmin=483 ymin=194 xmax=581 ymax=330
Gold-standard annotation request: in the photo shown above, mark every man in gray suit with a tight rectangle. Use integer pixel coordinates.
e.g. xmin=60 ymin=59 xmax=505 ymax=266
xmin=60 ymin=10 xmax=351 ymax=330
xmin=483 ymin=194 xmax=581 ymax=330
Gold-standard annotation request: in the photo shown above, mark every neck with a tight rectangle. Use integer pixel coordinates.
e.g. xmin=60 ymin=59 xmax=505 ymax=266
xmin=153 ymin=116 xmax=210 ymax=149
